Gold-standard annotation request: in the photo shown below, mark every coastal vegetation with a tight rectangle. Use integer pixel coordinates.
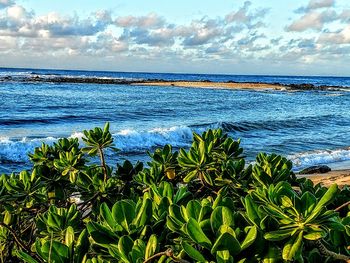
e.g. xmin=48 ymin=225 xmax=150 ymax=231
xmin=1 ymin=123 xmax=350 ymax=262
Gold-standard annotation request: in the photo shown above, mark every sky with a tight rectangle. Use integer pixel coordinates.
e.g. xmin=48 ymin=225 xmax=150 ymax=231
xmin=0 ymin=0 xmax=350 ymax=76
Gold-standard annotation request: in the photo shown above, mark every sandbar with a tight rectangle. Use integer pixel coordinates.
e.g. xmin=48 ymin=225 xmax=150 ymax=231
xmin=133 ymin=81 xmax=285 ymax=90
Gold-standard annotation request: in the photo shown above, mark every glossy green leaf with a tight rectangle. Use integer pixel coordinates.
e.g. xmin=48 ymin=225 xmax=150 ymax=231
xmin=306 ymin=184 xmax=338 ymax=223
xmin=145 ymin=235 xmax=158 ymax=260
xmin=211 ymin=232 xmax=241 ymax=256
xmin=216 ymin=250 xmax=233 ymax=263
xmin=65 ymin=226 xmax=75 ymax=250
xmin=264 ymin=229 xmax=293 ymax=241
xmin=16 ymin=251 xmax=39 ymax=263
xmin=282 ymin=231 xmax=303 ymax=261
xmin=303 ymin=231 xmax=326 ymax=240
xmin=118 ymin=235 xmax=134 ymax=262
xmin=243 ymin=195 xmax=260 ymax=225
xmin=241 ymin=225 xmax=257 ymax=250
xmin=186 ymin=217 xmax=212 ymax=249
xmin=100 ymin=202 xmax=115 ymax=228
xmin=73 ymin=229 xmax=89 ymax=263
xmin=87 ymin=221 xmax=118 ymax=246
xmin=134 ymin=198 xmax=152 ymax=227
xmin=182 ymin=241 xmax=206 ymax=262
xmin=210 ymin=206 xmax=234 ymax=233
xmin=262 ymin=246 xmax=281 ymax=263
xmin=112 ymin=200 xmax=135 ymax=232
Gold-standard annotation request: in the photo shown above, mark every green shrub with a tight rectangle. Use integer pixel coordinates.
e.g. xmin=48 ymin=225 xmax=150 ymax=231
xmin=0 ymin=123 xmax=349 ymax=262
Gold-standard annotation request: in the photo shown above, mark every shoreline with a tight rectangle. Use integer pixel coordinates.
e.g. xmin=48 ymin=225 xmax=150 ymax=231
xmin=1 ymin=75 xmax=349 ymax=91
xmin=300 ymin=169 xmax=350 ymax=187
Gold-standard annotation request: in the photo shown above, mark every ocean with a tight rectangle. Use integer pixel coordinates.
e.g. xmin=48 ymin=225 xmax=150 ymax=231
xmin=1 ymin=67 xmax=350 ymax=174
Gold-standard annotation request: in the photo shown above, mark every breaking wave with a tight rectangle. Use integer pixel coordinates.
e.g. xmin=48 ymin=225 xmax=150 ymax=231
xmin=0 ymin=125 xmax=205 ymax=163
xmin=289 ymin=147 xmax=350 ymax=169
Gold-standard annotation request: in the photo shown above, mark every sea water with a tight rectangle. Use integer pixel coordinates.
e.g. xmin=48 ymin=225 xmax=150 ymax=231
xmin=1 ymin=67 xmax=350 ymax=173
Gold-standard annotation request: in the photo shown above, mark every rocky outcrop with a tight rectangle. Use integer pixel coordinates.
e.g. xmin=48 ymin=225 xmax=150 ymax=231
xmin=299 ymin=165 xmax=331 ymax=174
xmin=286 ymin=83 xmax=344 ymax=91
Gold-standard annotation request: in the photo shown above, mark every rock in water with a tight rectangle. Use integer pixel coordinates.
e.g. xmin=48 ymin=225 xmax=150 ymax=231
xmin=299 ymin=165 xmax=331 ymax=174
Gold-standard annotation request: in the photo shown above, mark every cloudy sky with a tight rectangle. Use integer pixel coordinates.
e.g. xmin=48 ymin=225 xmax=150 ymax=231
xmin=0 ymin=0 xmax=350 ymax=75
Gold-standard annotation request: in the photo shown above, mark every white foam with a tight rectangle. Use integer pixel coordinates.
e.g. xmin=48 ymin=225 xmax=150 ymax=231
xmin=289 ymin=147 xmax=350 ymax=169
xmin=0 ymin=136 xmax=58 ymax=163
xmin=113 ymin=126 xmax=193 ymax=151
xmin=2 ymin=127 xmax=350 ymax=170
xmin=0 ymin=126 xmax=196 ymax=163
xmin=69 ymin=132 xmax=84 ymax=139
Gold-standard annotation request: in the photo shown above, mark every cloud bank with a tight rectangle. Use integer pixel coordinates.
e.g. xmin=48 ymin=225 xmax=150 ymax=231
xmin=0 ymin=0 xmax=349 ymax=75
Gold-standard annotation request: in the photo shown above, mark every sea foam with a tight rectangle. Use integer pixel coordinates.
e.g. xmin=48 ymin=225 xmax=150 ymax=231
xmin=288 ymin=148 xmax=350 ymax=169
xmin=1 ymin=126 xmax=350 ymax=170
xmin=0 ymin=126 xmax=196 ymax=163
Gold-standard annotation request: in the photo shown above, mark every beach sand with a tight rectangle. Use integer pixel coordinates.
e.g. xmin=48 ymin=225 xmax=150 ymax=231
xmin=300 ymin=169 xmax=350 ymax=187
xmin=133 ymin=81 xmax=285 ymax=90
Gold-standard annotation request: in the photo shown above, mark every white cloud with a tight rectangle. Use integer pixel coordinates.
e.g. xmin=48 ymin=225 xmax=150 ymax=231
xmin=225 ymin=1 xmax=269 ymax=28
xmin=0 ymin=1 xmax=271 ymax=58
xmin=0 ymin=0 xmax=349 ymax=75
xmin=286 ymin=9 xmax=337 ymax=31
xmin=318 ymin=25 xmax=350 ymax=44
xmin=0 ymin=36 xmax=16 ymax=50
xmin=7 ymin=5 xmax=29 ymax=20
xmin=295 ymin=0 xmax=335 ymax=13
xmin=0 ymin=0 xmax=14 ymax=9
xmin=339 ymin=9 xmax=350 ymax=22
xmin=307 ymin=0 xmax=335 ymax=10
xmin=115 ymin=13 xmax=166 ymax=29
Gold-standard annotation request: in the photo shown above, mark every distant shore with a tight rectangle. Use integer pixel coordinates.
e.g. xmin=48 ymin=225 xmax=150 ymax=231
xmin=132 ymin=80 xmax=349 ymax=91
xmin=1 ymin=75 xmax=349 ymax=91
xmin=133 ymin=81 xmax=283 ymax=90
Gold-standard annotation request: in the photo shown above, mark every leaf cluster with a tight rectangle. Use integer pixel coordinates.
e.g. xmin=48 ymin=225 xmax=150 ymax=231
xmin=1 ymin=124 xmax=350 ymax=262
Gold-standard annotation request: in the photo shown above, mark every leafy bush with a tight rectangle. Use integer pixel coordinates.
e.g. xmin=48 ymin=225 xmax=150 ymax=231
xmin=1 ymin=123 xmax=350 ymax=262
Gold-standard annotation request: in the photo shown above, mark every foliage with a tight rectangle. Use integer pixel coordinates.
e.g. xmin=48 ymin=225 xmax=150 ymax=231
xmin=1 ymin=123 xmax=350 ymax=262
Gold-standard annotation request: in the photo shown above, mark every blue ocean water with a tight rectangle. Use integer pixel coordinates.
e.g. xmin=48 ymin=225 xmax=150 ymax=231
xmin=1 ymin=67 xmax=350 ymax=173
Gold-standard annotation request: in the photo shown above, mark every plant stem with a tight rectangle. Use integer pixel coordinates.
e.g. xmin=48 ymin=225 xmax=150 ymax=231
xmin=314 ymin=239 xmax=350 ymax=262
xmin=0 ymin=222 xmax=43 ymax=262
xmin=334 ymin=201 xmax=350 ymax=212
xmin=98 ymin=147 xmax=108 ymax=182
xmin=0 ymin=222 xmax=29 ymax=252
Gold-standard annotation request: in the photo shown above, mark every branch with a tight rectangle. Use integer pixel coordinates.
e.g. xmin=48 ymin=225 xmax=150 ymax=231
xmin=98 ymin=147 xmax=108 ymax=182
xmin=314 ymin=239 xmax=350 ymax=262
xmin=0 ymin=222 xmax=44 ymax=263
xmin=0 ymin=222 xmax=29 ymax=252
xmin=335 ymin=201 xmax=350 ymax=212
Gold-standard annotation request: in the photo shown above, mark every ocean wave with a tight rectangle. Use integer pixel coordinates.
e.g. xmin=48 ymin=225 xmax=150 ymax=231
xmin=113 ymin=126 xmax=193 ymax=151
xmin=0 ymin=136 xmax=57 ymax=163
xmin=205 ymin=115 xmax=340 ymax=133
xmin=288 ymin=147 xmax=350 ymax=169
xmin=0 ymin=125 xmax=198 ymax=164
xmin=0 ymin=116 xmax=85 ymax=126
xmin=0 ymin=71 xmax=32 ymax=77
xmin=2 ymin=124 xmax=350 ymax=170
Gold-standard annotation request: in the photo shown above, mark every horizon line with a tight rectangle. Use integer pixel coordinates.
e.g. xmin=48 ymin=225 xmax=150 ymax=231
xmin=1 ymin=66 xmax=350 ymax=79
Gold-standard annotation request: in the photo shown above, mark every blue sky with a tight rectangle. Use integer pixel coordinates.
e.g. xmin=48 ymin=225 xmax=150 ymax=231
xmin=0 ymin=0 xmax=350 ymax=75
